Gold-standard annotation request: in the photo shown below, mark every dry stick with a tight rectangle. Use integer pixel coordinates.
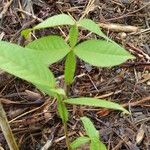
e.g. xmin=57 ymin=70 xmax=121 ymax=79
xmin=122 ymin=96 xmax=150 ymax=108
xmin=17 ymin=6 xmax=144 ymax=34
xmin=107 ymin=2 xmax=150 ymax=21
xmin=0 ymin=102 xmax=19 ymax=150
xmin=16 ymin=8 xmax=43 ymax=22
xmin=79 ymin=0 xmax=95 ymax=20
xmin=97 ymin=96 xmax=150 ymax=116
xmin=99 ymin=23 xmax=140 ymax=33
xmin=0 ymin=0 xmax=13 ymax=19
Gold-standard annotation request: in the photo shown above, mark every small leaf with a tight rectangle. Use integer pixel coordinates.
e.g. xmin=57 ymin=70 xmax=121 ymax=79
xmin=81 ymin=117 xmax=99 ymax=139
xmin=74 ymin=40 xmax=135 ymax=67
xmin=90 ymin=140 xmax=101 ymax=150
xmin=34 ymin=14 xmax=75 ymax=30
xmin=64 ymin=51 xmax=76 ymax=85
xmin=50 ymin=88 xmax=66 ymax=96
xmin=0 ymin=41 xmax=56 ymax=93
xmin=71 ymin=136 xmax=90 ymax=150
xmin=26 ymin=36 xmax=70 ymax=65
xmin=99 ymin=142 xmax=107 ymax=150
xmin=81 ymin=117 xmax=104 ymax=150
xmin=57 ymin=95 xmax=68 ymax=123
xmin=64 ymin=97 xmax=129 ymax=114
xmin=78 ymin=19 xmax=109 ymax=40
xmin=90 ymin=140 xmax=107 ymax=150
xmin=69 ymin=25 xmax=78 ymax=47
xmin=47 ymin=88 xmax=66 ymax=97
xmin=21 ymin=28 xmax=32 ymax=39
xmin=81 ymin=117 xmax=107 ymax=150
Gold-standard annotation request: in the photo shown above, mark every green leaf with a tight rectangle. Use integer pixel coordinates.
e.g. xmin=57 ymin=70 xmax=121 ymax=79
xmin=90 ymin=140 xmax=100 ymax=150
xmin=64 ymin=51 xmax=76 ymax=85
xmin=0 ymin=41 xmax=56 ymax=95
xmin=26 ymin=36 xmax=70 ymax=65
xmin=81 ymin=117 xmax=102 ymax=150
xmin=49 ymin=88 xmax=66 ymax=96
xmin=99 ymin=142 xmax=107 ymax=150
xmin=74 ymin=40 xmax=135 ymax=67
xmin=81 ymin=117 xmax=99 ymax=139
xmin=64 ymin=97 xmax=129 ymax=114
xmin=34 ymin=14 xmax=75 ymax=30
xmin=41 ymin=88 xmax=66 ymax=98
xmin=90 ymin=140 xmax=107 ymax=150
xmin=21 ymin=28 xmax=32 ymax=39
xmin=81 ymin=117 xmax=107 ymax=150
xmin=69 ymin=25 xmax=78 ymax=47
xmin=57 ymin=95 xmax=68 ymax=122
xmin=71 ymin=136 xmax=90 ymax=150
xmin=22 ymin=14 xmax=75 ymax=38
xmin=77 ymin=18 xmax=109 ymax=40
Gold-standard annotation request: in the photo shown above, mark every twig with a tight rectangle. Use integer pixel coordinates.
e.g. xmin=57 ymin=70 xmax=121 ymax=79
xmin=79 ymin=0 xmax=95 ymax=20
xmin=54 ymin=132 xmax=76 ymax=143
xmin=0 ymin=32 xmax=5 ymax=40
xmin=99 ymin=23 xmax=140 ymax=33
xmin=16 ymin=8 xmax=43 ymax=22
xmin=0 ymin=0 xmax=13 ymax=19
xmin=97 ymin=96 xmax=150 ymax=116
xmin=107 ymin=2 xmax=150 ymax=21
xmin=131 ymin=27 xmax=150 ymax=35
xmin=122 ymin=96 xmax=150 ymax=107
xmin=0 ymin=102 xmax=19 ymax=150
xmin=127 ymin=43 xmax=150 ymax=61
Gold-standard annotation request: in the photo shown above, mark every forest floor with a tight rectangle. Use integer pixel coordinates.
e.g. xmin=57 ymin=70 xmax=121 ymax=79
xmin=0 ymin=0 xmax=150 ymax=149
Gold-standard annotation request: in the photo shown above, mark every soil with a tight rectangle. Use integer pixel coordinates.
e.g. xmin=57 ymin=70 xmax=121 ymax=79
xmin=0 ymin=0 xmax=150 ymax=150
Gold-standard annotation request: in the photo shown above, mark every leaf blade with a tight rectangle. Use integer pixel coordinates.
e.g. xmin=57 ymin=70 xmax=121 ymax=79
xmin=71 ymin=136 xmax=90 ymax=150
xmin=81 ymin=117 xmax=105 ymax=150
xmin=78 ymin=19 xmax=109 ymax=40
xmin=64 ymin=97 xmax=129 ymax=114
xmin=64 ymin=51 xmax=76 ymax=85
xmin=74 ymin=40 xmax=135 ymax=67
xmin=0 ymin=41 xmax=56 ymax=95
xmin=81 ymin=117 xmax=99 ymax=139
xmin=21 ymin=29 xmax=32 ymax=39
xmin=57 ymin=95 xmax=68 ymax=123
xmin=26 ymin=36 xmax=70 ymax=65
xmin=34 ymin=14 xmax=75 ymax=30
xmin=69 ymin=25 xmax=78 ymax=47
xmin=90 ymin=140 xmax=107 ymax=150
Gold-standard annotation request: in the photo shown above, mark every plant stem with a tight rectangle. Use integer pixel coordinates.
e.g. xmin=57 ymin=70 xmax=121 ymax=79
xmin=0 ymin=102 xmax=19 ymax=150
xmin=65 ymin=84 xmax=71 ymax=97
xmin=57 ymin=94 xmax=71 ymax=150
xmin=63 ymin=121 xmax=71 ymax=150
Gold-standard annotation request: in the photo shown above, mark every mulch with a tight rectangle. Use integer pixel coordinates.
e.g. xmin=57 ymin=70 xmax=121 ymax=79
xmin=0 ymin=0 xmax=150 ymax=149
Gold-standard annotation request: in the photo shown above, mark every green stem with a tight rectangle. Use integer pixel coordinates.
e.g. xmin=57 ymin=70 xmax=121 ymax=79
xmin=63 ymin=121 xmax=71 ymax=150
xmin=0 ymin=102 xmax=19 ymax=150
xmin=57 ymin=95 xmax=71 ymax=150
xmin=65 ymin=84 xmax=71 ymax=97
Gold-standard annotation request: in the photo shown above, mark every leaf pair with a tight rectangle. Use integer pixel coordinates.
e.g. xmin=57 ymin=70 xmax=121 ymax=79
xmin=26 ymin=36 xmax=134 ymax=84
xmin=26 ymin=35 xmax=134 ymax=67
xmin=21 ymin=14 xmax=108 ymax=41
xmin=71 ymin=117 xmax=107 ymax=150
xmin=22 ymin=14 xmax=134 ymax=85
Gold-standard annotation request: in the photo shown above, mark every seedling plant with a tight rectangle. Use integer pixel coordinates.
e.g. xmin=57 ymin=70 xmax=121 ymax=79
xmin=0 ymin=14 xmax=135 ymax=150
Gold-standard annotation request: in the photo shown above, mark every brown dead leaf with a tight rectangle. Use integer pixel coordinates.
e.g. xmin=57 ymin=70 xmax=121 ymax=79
xmin=136 ymin=124 xmax=145 ymax=145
